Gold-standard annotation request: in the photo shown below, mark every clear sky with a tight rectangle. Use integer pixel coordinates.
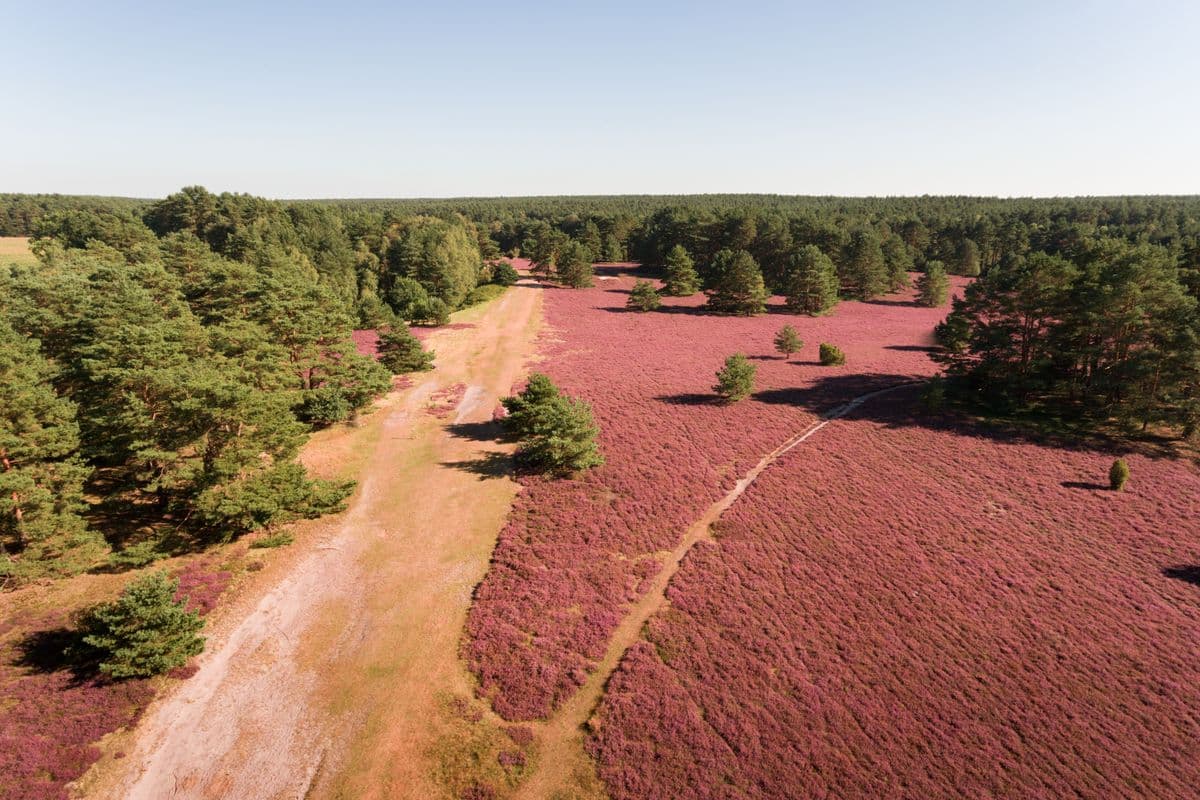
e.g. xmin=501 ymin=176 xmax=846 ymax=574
xmin=3 ymin=0 xmax=1198 ymax=198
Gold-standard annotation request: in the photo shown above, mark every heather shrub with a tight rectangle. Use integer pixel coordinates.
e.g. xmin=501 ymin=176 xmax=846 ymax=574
xmin=773 ymin=325 xmax=803 ymax=360
xmin=626 ymin=280 xmax=661 ymax=311
xmin=819 ymin=343 xmax=846 ymax=366
xmin=72 ymin=571 xmax=205 ymax=678
xmin=714 ymin=353 xmax=757 ymax=402
xmin=376 ymin=325 xmax=435 ymax=374
xmin=1109 ymin=458 xmax=1130 ymax=491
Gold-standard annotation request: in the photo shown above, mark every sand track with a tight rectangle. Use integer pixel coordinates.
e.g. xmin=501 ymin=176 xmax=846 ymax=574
xmin=91 ymin=281 xmax=543 ymax=800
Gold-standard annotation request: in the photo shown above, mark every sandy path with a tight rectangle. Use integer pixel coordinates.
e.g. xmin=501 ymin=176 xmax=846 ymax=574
xmin=516 ymin=382 xmax=917 ymax=800
xmin=93 ymin=281 xmax=543 ymax=800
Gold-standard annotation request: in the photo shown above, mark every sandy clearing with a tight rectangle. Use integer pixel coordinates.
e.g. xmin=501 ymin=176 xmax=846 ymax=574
xmin=89 ymin=281 xmax=543 ymax=800
xmin=515 ymin=382 xmax=919 ymax=800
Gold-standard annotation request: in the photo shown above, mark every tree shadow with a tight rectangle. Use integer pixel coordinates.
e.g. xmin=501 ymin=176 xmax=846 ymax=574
xmin=655 ymin=392 xmax=720 ymax=406
xmin=1060 ymin=481 xmax=1110 ymax=491
xmin=441 ymin=451 xmax=513 ymax=481
xmin=1163 ymin=565 xmax=1200 ymax=587
xmin=863 ymin=298 xmax=919 ymax=308
xmin=747 ymin=354 xmax=781 ymax=361
xmin=885 ymin=345 xmax=940 ymax=353
xmin=742 ymin=372 xmax=1187 ymax=460
xmin=446 ymin=420 xmax=511 ymax=443
xmin=12 ymin=626 xmax=98 ymax=682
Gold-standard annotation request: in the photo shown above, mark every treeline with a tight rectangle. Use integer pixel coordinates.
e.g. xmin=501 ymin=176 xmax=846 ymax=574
xmin=935 ymin=237 xmax=1198 ymax=434
xmin=2 ymin=185 xmax=519 ymax=584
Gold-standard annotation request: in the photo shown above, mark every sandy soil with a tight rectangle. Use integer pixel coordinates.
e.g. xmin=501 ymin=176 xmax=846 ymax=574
xmin=89 ymin=281 xmax=543 ymax=800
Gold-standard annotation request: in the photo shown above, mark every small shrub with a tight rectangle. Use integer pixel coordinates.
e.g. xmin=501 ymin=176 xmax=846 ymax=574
xmin=627 ymin=280 xmax=662 ymax=311
xmin=714 ymin=353 xmax=757 ymax=402
xmin=297 ymin=387 xmax=352 ymax=427
xmin=72 ymin=571 xmax=206 ymax=678
xmin=819 ymin=343 xmax=846 ymax=366
xmin=492 ymin=261 xmax=520 ymax=286
xmin=773 ymin=325 xmax=803 ymax=360
xmin=1109 ymin=458 xmax=1130 ymax=491
xmin=463 ymin=284 xmax=507 ymax=307
xmin=376 ymin=325 xmax=435 ymax=374
xmin=250 ymin=531 xmax=295 ymax=549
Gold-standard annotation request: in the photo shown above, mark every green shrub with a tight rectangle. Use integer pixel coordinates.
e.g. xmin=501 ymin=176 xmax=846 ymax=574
xmin=626 ymin=280 xmax=661 ymax=311
xmin=713 ymin=353 xmax=757 ymax=402
xmin=72 ymin=571 xmax=205 ymax=678
xmin=250 ymin=531 xmax=294 ymax=549
xmin=463 ymin=283 xmax=507 ymax=307
xmin=297 ymin=387 xmax=352 ymax=427
xmin=376 ymin=326 xmax=435 ymax=374
xmin=492 ymin=261 xmax=520 ymax=286
xmin=1109 ymin=458 xmax=1130 ymax=491
xmin=819 ymin=343 xmax=846 ymax=366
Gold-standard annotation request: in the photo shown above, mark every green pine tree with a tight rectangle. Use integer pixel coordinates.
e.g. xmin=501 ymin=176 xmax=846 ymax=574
xmin=376 ymin=325 xmax=435 ymax=374
xmin=784 ymin=245 xmax=839 ymax=315
xmin=662 ymin=244 xmax=700 ymax=296
xmin=626 ymin=280 xmax=662 ymax=311
xmin=714 ymin=353 xmax=757 ymax=402
xmin=917 ymin=260 xmax=950 ymax=307
xmin=773 ymin=325 xmax=803 ymax=360
xmin=705 ymin=250 xmax=768 ymax=315
xmin=75 ymin=571 xmax=206 ymax=678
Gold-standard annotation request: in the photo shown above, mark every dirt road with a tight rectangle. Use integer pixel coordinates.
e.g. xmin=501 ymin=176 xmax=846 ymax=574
xmin=93 ymin=281 xmax=543 ymax=800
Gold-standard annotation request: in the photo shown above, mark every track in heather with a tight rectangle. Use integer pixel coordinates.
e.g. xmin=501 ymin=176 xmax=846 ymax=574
xmin=516 ymin=381 xmax=918 ymax=800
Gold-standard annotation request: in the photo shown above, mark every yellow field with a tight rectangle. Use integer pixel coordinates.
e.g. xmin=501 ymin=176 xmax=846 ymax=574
xmin=0 ymin=236 xmax=36 ymax=265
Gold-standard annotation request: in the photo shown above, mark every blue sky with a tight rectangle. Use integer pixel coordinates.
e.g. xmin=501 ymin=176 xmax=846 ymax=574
xmin=3 ymin=0 xmax=1198 ymax=197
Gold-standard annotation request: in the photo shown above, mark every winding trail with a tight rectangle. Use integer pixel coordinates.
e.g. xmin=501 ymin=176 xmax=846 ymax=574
xmin=516 ymin=381 xmax=918 ymax=800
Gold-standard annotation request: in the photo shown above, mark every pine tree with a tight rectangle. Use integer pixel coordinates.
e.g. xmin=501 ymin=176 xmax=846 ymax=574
xmin=626 ymin=280 xmax=661 ymax=311
xmin=0 ymin=319 xmax=101 ymax=581
xmin=917 ymin=260 xmax=950 ymax=307
xmin=882 ymin=235 xmax=913 ymax=291
xmin=557 ymin=241 xmax=594 ymax=288
xmin=714 ymin=353 xmax=757 ymax=402
xmin=501 ymin=374 xmax=602 ymax=474
xmin=705 ymin=250 xmax=768 ymax=315
xmin=662 ymin=244 xmax=700 ymax=296
xmin=74 ymin=571 xmax=205 ymax=678
xmin=784 ymin=245 xmax=839 ymax=315
xmin=956 ymin=238 xmax=981 ymax=277
xmin=773 ymin=325 xmax=803 ymax=360
xmin=376 ymin=325 xmax=435 ymax=373
xmin=840 ymin=229 xmax=889 ymax=300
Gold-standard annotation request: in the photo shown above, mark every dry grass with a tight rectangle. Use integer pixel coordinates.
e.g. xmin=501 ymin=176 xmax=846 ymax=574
xmin=0 ymin=236 xmax=36 ymax=265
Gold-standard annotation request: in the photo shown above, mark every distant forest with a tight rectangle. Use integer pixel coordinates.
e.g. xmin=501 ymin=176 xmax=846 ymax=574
xmin=1 ymin=189 xmax=1197 ymax=582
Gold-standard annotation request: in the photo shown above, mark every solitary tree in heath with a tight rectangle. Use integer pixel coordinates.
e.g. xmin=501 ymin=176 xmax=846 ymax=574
xmin=627 ymin=280 xmax=662 ymax=311
xmin=714 ymin=353 xmax=757 ymax=402
xmin=774 ymin=325 xmax=803 ymax=360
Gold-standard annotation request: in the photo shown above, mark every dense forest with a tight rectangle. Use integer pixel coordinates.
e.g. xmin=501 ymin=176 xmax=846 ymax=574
xmin=1 ymin=189 xmax=1197 ymax=583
